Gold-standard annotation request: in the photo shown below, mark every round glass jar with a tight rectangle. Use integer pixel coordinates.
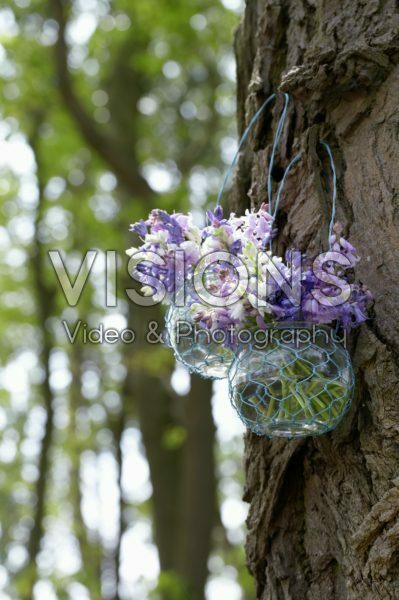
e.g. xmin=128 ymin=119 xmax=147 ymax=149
xmin=228 ymin=322 xmax=354 ymax=437
xmin=165 ymin=303 xmax=235 ymax=379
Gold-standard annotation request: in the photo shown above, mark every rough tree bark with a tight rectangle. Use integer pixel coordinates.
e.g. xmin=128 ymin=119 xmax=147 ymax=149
xmin=233 ymin=1 xmax=399 ymax=599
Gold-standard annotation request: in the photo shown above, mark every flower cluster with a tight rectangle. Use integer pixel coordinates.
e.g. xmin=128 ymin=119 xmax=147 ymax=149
xmin=127 ymin=209 xmax=201 ymax=303
xmin=127 ymin=206 xmax=372 ymax=336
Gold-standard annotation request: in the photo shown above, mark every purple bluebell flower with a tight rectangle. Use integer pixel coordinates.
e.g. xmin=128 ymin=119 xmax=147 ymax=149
xmin=130 ymin=220 xmax=147 ymax=237
xmin=148 ymin=209 xmax=185 ymax=244
xmin=128 ymin=206 xmax=371 ymax=335
xmin=206 ymin=206 xmax=225 ymax=226
xmin=329 ymin=222 xmax=359 ymax=267
xmin=230 ymin=239 xmax=242 ymax=255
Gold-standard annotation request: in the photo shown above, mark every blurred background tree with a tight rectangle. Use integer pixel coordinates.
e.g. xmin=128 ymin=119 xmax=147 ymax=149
xmin=0 ymin=0 xmax=255 ymax=599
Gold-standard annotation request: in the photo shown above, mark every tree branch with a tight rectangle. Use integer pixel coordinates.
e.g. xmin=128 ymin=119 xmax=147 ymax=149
xmin=49 ymin=0 xmax=153 ymax=198
xmin=22 ymin=113 xmax=56 ymax=599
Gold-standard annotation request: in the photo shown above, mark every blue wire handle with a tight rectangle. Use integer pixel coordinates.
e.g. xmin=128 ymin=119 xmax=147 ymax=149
xmin=272 ymin=153 xmax=301 ymax=219
xmin=320 ymin=141 xmax=337 ymax=248
xmin=216 ymin=93 xmax=289 ymax=209
xmin=267 ymin=93 xmax=289 ymax=215
xmin=215 ymin=92 xmax=338 ymax=250
xmin=269 ymin=142 xmax=337 ymax=249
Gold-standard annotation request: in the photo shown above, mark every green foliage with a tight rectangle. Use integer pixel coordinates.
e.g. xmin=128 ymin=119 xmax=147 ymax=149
xmin=162 ymin=425 xmax=187 ymax=450
xmin=0 ymin=0 xmax=251 ymax=598
xmin=132 ymin=346 xmax=175 ymax=378
xmin=150 ymin=570 xmax=190 ymax=600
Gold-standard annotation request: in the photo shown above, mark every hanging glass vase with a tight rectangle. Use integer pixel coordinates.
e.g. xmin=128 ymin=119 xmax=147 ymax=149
xmin=165 ymin=303 xmax=235 ymax=379
xmin=228 ymin=322 xmax=354 ymax=438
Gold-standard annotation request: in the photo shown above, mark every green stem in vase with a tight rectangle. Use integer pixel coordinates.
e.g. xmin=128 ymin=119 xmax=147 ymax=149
xmin=266 ymin=394 xmax=276 ymax=418
xmin=277 ymin=358 xmax=349 ymax=424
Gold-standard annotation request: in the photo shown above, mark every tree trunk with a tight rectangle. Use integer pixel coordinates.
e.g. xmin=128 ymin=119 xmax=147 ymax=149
xmin=234 ymin=1 xmax=399 ymax=598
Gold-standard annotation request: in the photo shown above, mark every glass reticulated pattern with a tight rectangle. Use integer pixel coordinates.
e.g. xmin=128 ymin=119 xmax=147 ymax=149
xmin=228 ymin=324 xmax=354 ymax=438
xmin=165 ymin=304 xmax=234 ymax=379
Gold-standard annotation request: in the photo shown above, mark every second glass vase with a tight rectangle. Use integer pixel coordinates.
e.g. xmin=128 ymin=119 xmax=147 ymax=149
xmin=228 ymin=322 xmax=354 ymax=438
